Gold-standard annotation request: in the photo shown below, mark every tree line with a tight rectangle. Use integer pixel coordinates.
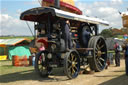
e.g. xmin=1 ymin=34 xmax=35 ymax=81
xmin=100 ymin=27 xmax=128 ymax=38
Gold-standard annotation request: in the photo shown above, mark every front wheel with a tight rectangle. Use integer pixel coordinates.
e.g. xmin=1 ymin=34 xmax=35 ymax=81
xmin=64 ymin=50 xmax=80 ymax=79
xmin=35 ymin=51 xmax=51 ymax=77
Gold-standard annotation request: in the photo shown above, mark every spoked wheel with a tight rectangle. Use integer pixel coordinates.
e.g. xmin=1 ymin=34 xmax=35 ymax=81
xmin=35 ymin=51 xmax=50 ymax=77
xmin=64 ymin=50 xmax=80 ymax=79
xmin=88 ymin=36 xmax=107 ymax=72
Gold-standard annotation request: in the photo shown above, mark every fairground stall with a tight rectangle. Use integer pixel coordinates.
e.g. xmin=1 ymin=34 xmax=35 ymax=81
xmin=0 ymin=38 xmax=31 ymax=60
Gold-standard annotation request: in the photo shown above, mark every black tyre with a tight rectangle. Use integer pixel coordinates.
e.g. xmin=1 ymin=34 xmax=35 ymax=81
xmin=64 ymin=50 xmax=80 ymax=79
xmin=88 ymin=36 xmax=107 ymax=72
xmin=78 ymin=24 xmax=91 ymax=48
xmin=35 ymin=51 xmax=49 ymax=77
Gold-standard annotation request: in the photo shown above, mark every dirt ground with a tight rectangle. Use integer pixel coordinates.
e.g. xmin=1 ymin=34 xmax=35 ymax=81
xmin=0 ymin=59 xmax=128 ymax=85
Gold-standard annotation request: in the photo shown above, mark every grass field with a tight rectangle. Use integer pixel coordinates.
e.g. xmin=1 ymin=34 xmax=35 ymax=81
xmin=0 ymin=36 xmax=34 ymax=40
xmin=115 ymin=35 xmax=124 ymax=39
xmin=0 ymin=34 xmax=124 ymax=40
xmin=0 ymin=60 xmax=64 ymax=84
xmin=0 ymin=60 xmax=38 ymax=83
xmin=0 ymin=60 xmax=34 ymax=75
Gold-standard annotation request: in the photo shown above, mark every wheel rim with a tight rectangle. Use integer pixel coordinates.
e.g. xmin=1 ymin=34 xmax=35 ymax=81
xmin=35 ymin=51 xmax=48 ymax=77
xmin=94 ymin=37 xmax=107 ymax=71
xmin=65 ymin=50 xmax=80 ymax=79
xmin=38 ymin=56 xmax=47 ymax=74
xmin=88 ymin=36 xmax=107 ymax=72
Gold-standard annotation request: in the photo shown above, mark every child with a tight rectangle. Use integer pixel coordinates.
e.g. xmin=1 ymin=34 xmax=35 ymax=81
xmin=39 ymin=43 xmax=45 ymax=61
xmin=39 ymin=43 xmax=45 ymax=51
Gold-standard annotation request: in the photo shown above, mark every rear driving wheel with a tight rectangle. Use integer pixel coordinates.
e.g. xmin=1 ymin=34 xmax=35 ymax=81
xmin=88 ymin=36 xmax=107 ymax=72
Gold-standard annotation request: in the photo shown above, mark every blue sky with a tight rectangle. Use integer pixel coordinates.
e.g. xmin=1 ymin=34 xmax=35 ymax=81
xmin=1 ymin=0 xmax=40 ymax=17
xmin=0 ymin=0 xmax=128 ymax=35
xmin=2 ymin=0 xmax=121 ymax=17
xmin=1 ymin=0 xmax=127 ymax=14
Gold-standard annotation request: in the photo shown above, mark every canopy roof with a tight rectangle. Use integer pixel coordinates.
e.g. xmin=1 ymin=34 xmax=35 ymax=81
xmin=0 ymin=38 xmax=30 ymax=46
xmin=20 ymin=7 xmax=109 ymax=26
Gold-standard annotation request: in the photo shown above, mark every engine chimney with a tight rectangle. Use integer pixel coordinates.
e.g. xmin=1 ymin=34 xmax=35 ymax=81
xmin=54 ymin=0 xmax=60 ymax=9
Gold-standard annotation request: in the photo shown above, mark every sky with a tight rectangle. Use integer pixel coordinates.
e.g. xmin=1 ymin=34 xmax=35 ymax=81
xmin=0 ymin=0 xmax=128 ymax=36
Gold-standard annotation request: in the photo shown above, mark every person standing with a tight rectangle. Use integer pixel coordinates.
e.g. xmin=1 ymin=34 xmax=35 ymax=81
xmin=114 ymin=42 xmax=120 ymax=67
xmin=61 ymin=20 xmax=72 ymax=51
xmin=124 ymin=41 xmax=128 ymax=76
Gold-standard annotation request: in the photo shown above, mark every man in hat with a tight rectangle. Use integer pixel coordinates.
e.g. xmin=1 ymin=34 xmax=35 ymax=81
xmin=61 ymin=20 xmax=72 ymax=51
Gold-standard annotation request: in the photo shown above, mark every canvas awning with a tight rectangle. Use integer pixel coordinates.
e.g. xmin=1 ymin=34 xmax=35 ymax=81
xmin=0 ymin=38 xmax=30 ymax=46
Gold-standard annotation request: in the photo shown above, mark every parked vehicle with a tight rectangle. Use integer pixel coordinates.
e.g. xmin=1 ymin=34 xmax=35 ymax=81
xmin=20 ymin=0 xmax=109 ymax=79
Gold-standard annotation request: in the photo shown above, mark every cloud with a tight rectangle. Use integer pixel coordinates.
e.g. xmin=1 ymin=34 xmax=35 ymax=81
xmin=1 ymin=8 xmax=8 ymax=13
xmin=16 ymin=9 xmax=22 ymax=14
xmin=74 ymin=0 xmax=78 ymax=2
xmin=111 ymin=0 xmax=123 ymax=4
xmin=15 ymin=9 xmax=22 ymax=17
xmin=75 ymin=0 xmax=125 ymax=32
xmin=0 ymin=14 xmax=34 ymax=36
xmin=24 ymin=0 xmax=41 ymax=6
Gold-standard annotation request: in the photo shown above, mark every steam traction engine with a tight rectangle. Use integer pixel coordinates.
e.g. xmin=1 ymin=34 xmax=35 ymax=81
xmin=20 ymin=0 xmax=109 ymax=79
